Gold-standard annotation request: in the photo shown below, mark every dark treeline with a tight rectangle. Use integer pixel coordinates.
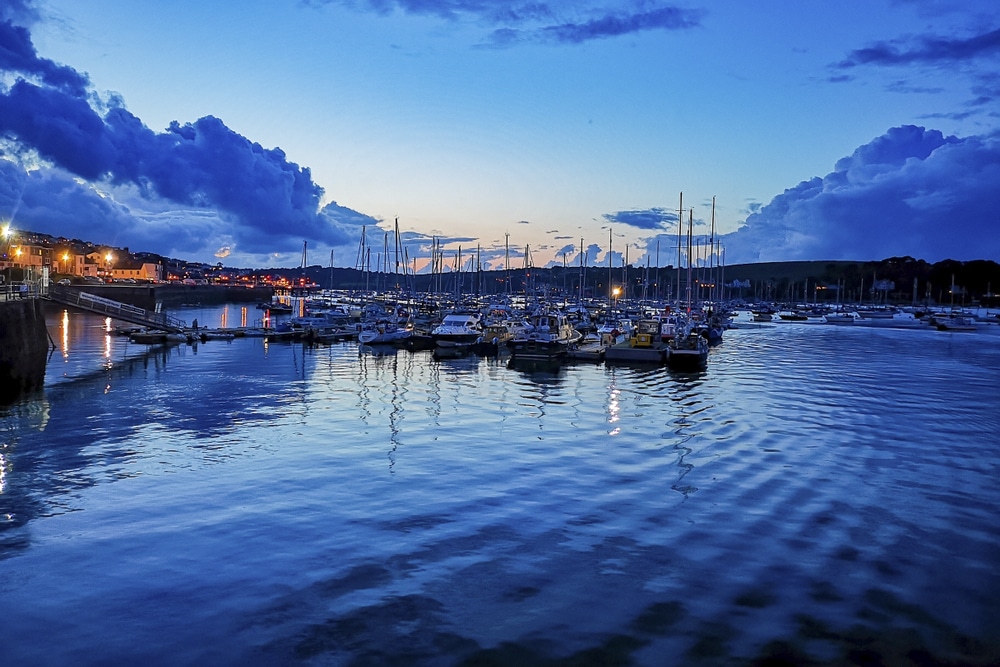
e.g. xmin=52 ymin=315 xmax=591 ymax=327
xmin=265 ymin=255 xmax=1000 ymax=306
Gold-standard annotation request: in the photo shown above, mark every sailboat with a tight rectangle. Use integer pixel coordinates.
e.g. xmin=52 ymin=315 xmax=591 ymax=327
xmin=666 ymin=208 xmax=708 ymax=371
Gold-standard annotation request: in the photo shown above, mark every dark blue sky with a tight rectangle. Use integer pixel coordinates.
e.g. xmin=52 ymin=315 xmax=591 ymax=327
xmin=1 ymin=0 xmax=998 ymax=268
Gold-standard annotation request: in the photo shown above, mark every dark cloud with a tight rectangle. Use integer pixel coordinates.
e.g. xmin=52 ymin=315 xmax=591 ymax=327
xmin=836 ymin=26 xmax=1000 ymax=68
xmin=309 ymin=0 xmax=702 ymax=47
xmin=0 ymin=3 xmax=370 ymax=264
xmin=0 ymin=80 xmax=114 ymax=178
xmin=537 ymin=6 xmax=702 ymax=44
xmin=0 ymin=72 xmax=346 ymax=260
xmin=0 ymin=19 xmax=89 ymax=95
xmin=0 ymin=159 xmax=136 ymax=243
xmin=553 ymin=242 xmax=576 ymax=257
xmin=603 ymin=207 xmax=678 ymax=230
xmin=316 ymin=0 xmax=555 ymax=23
xmin=721 ymin=125 xmax=1000 ymax=264
xmin=319 ymin=200 xmax=378 ymax=231
xmin=0 ymin=158 xmax=239 ymax=262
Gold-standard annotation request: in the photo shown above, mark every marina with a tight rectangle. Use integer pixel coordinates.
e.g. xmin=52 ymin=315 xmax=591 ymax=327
xmin=1 ymin=300 xmax=998 ymax=664
xmin=2 ymin=2 xmax=999 ymax=663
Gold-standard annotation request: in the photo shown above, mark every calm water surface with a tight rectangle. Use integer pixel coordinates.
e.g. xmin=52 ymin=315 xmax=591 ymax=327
xmin=1 ymin=304 xmax=999 ymax=665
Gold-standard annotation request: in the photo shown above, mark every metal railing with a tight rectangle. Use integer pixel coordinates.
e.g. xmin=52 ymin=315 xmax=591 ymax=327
xmin=0 ymin=281 xmax=38 ymax=301
xmin=45 ymin=284 xmax=187 ymax=332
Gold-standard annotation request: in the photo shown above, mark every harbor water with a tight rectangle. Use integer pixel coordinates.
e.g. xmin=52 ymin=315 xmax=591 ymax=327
xmin=1 ymin=304 xmax=999 ymax=665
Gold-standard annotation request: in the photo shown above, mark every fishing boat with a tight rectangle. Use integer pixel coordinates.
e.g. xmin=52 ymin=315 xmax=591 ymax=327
xmin=666 ymin=328 xmax=709 ymax=371
xmin=469 ymin=321 xmax=521 ymax=356
xmin=507 ymin=309 xmax=582 ymax=361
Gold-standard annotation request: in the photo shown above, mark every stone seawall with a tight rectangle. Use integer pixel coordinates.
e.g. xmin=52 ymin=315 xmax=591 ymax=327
xmin=74 ymin=284 xmax=273 ymax=310
xmin=0 ymin=299 xmax=50 ymax=404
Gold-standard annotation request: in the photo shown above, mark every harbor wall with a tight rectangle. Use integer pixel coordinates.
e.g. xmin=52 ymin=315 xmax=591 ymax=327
xmin=0 ymin=299 xmax=49 ymax=404
xmin=74 ymin=284 xmax=273 ymax=310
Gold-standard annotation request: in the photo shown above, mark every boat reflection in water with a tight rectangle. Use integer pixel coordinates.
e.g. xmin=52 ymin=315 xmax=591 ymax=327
xmin=1 ymin=304 xmax=997 ymax=666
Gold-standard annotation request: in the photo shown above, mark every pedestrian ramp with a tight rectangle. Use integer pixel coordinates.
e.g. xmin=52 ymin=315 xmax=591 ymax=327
xmin=44 ymin=285 xmax=187 ymax=333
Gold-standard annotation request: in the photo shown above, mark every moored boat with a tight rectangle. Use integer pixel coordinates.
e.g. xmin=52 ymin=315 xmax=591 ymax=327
xmin=129 ymin=330 xmax=188 ymax=345
xmin=823 ymin=310 xmax=859 ymax=325
xmin=666 ymin=328 xmax=709 ymax=371
xmin=470 ymin=321 xmax=517 ymax=356
xmin=357 ymin=318 xmax=412 ymax=345
xmin=933 ymin=315 xmax=978 ymax=332
xmin=430 ymin=311 xmax=484 ymax=350
xmin=507 ymin=309 xmax=582 ymax=361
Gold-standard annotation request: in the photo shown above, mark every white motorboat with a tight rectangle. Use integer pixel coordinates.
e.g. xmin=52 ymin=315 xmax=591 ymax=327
xmin=430 ymin=311 xmax=484 ymax=349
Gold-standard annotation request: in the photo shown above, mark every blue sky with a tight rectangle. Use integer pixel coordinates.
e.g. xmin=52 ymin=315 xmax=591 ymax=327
xmin=1 ymin=0 xmax=998 ymax=270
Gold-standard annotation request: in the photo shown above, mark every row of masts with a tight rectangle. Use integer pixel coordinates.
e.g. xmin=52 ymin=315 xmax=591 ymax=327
xmin=315 ymin=195 xmax=726 ymax=304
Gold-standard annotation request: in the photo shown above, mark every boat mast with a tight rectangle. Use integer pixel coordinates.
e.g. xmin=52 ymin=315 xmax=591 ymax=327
xmin=686 ymin=209 xmax=693 ymax=313
xmin=643 ymin=254 xmax=650 ymax=303
xmin=655 ymin=238 xmax=660 ymax=302
xmin=505 ymin=232 xmax=510 ymax=297
xmin=608 ymin=227 xmax=613 ymax=313
xmin=676 ymin=192 xmax=683 ymax=305
xmin=455 ymin=245 xmax=462 ymax=304
xmin=394 ymin=217 xmax=400 ymax=283
xmin=718 ymin=239 xmax=725 ymax=304
xmin=622 ymin=244 xmax=629 ymax=306
xmin=709 ymin=196 xmax=716 ymax=303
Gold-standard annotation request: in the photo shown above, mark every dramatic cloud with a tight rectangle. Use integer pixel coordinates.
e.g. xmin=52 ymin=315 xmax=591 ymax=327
xmin=721 ymin=125 xmax=1000 ymax=264
xmin=0 ymin=159 xmax=136 ymax=242
xmin=837 ymin=26 xmax=1000 ymax=68
xmin=0 ymin=8 xmax=369 ymax=265
xmin=603 ymin=207 xmax=678 ymax=231
xmin=531 ymin=5 xmax=702 ymax=45
xmin=309 ymin=1 xmax=703 ymax=47
xmin=831 ymin=21 xmax=1000 ymax=113
xmin=486 ymin=4 xmax=703 ymax=47
xmin=0 ymin=81 xmax=333 ymax=253
xmin=0 ymin=20 xmax=89 ymax=95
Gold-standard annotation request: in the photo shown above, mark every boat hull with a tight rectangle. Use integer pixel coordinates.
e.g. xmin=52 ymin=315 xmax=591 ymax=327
xmin=507 ymin=339 xmax=572 ymax=361
xmin=666 ymin=348 xmax=708 ymax=371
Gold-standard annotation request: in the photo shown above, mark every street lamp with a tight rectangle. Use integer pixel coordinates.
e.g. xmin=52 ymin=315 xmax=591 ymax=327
xmin=2 ymin=223 xmax=13 ymax=262
xmin=105 ymin=252 xmax=114 ymax=280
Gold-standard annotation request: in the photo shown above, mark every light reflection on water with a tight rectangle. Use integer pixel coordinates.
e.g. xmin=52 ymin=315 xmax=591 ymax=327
xmin=1 ymin=306 xmax=999 ymax=664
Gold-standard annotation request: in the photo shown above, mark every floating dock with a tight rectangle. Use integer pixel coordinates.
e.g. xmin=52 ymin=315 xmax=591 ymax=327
xmin=604 ymin=341 xmax=668 ymax=364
